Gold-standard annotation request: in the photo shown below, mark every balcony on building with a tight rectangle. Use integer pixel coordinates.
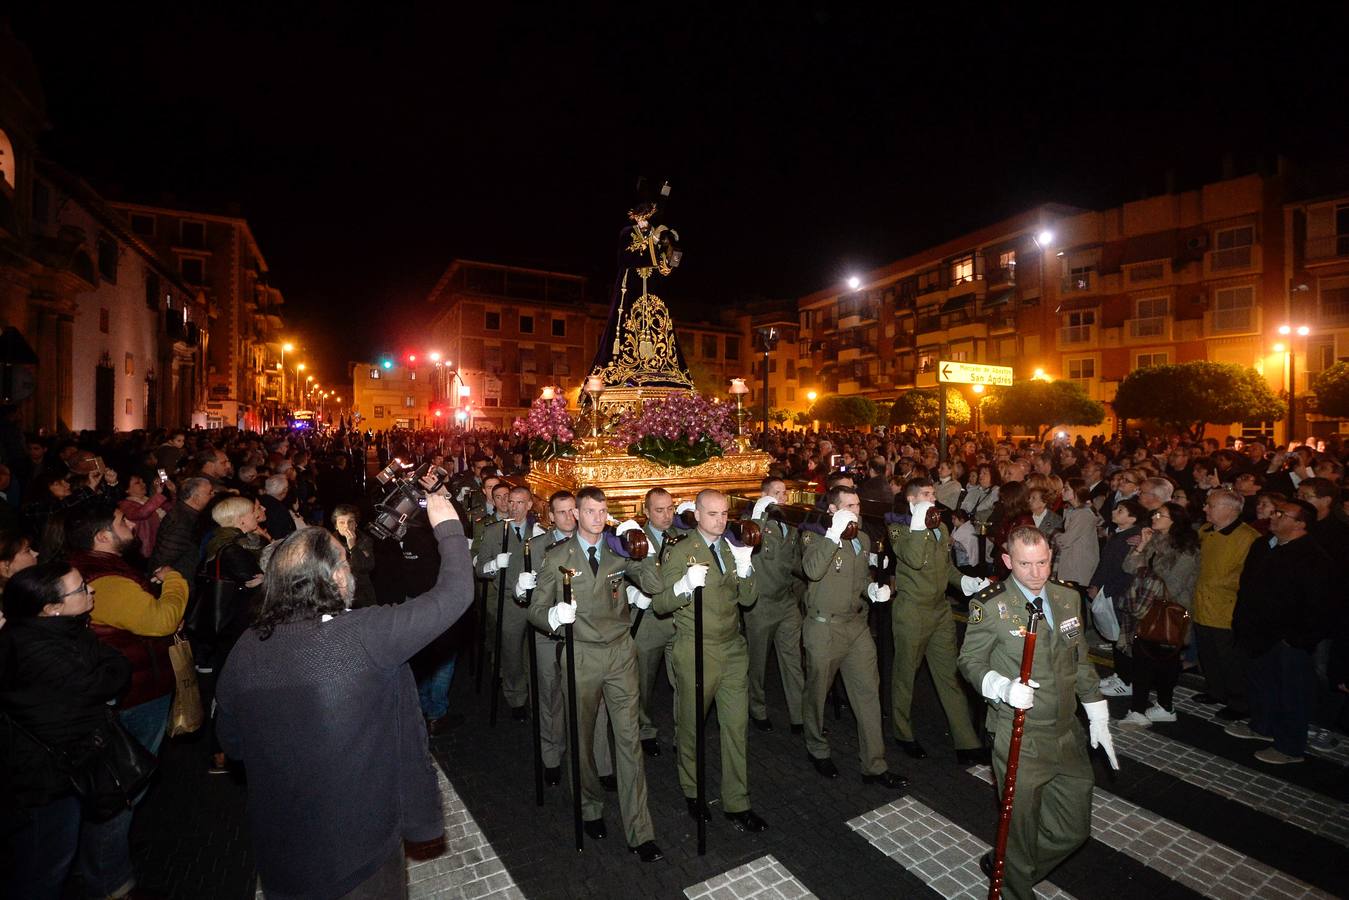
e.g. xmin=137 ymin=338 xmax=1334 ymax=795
xmin=1061 ymin=270 xmax=1098 ymax=295
xmin=916 ymin=311 xmax=944 ymax=344
xmin=1204 ymin=226 xmax=1261 ymax=277
xmin=837 ymin=330 xmax=878 ymax=362
xmin=837 ymin=293 xmax=879 ymax=330
xmin=1305 ymin=233 xmax=1349 ymax=266
xmin=1125 ymin=315 xmax=1172 ymax=342
xmin=1058 ymin=321 xmax=1095 ymax=347
xmin=1203 ymin=300 xmax=1261 ymax=337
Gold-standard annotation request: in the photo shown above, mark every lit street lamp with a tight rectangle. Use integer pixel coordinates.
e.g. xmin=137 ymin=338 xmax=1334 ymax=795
xmin=1278 ymin=324 xmax=1310 ymax=442
xmin=846 ymin=275 xmax=861 ymax=291
xmin=280 ymin=342 xmax=294 ymax=419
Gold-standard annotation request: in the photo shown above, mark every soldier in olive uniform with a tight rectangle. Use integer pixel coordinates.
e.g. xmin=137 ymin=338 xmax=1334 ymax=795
xmin=744 ymin=478 xmax=807 ymax=733
xmin=616 ymin=487 xmax=680 ymax=758
xmin=887 ymin=477 xmax=988 ymax=762
xmin=958 ymin=526 xmax=1118 ymax=900
xmin=527 ymin=486 xmax=662 ymax=862
xmin=477 ymin=485 xmax=543 ymax=719
xmin=800 ymin=487 xmax=909 ymax=787
xmin=654 ymin=489 xmax=768 ymax=833
xmin=516 ymin=491 xmax=614 ymax=788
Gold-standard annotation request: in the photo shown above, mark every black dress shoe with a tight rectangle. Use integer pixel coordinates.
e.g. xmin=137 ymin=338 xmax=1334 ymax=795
xmin=979 ymin=852 xmax=994 ymax=879
xmin=686 ymin=798 xmax=712 ymax=822
xmin=641 ymin=738 xmax=661 ymax=757
xmin=1191 ymin=692 xmax=1221 ymax=705
xmin=583 ymin=818 xmax=607 ymax=839
xmin=751 ymin=716 xmax=774 ymax=732
xmin=510 ymin=705 xmax=528 ymax=722
xmin=895 ymin=739 xmax=928 ymax=759
xmin=790 ymin=723 xmax=804 ymax=735
xmin=629 ymin=840 xmax=664 ymax=862
xmin=956 ymin=747 xmax=992 ymax=766
xmin=599 ymin=773 xmax=618 ymax=792
xmin=1216 ymin=706 xmax=1247 ymax=722
xmin=808 ymin=754 xmax=839 ymax=778
xmin=724 ymin=809 xmax=768 ymax=833
xmin=862 ymin=770 xmax=909 ymax=789
xmin=544 ymin=766 xmax=561 ymax=786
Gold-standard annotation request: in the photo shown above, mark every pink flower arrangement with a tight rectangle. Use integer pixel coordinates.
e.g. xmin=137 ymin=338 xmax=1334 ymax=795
xmin=609 ymin=392 xmax=738 ymax=466
xmin=512 ymin=397 xmax=576 ymax=459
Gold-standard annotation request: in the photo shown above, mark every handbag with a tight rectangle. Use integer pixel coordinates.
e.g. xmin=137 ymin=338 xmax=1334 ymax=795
xmin=9 ymin=706 xmax=158 ymax=822
xmin=167 ymin=633 xmax=204 ymax=737
xmin=188 ymin=553 xmax=239 ymax=642
xmin=1090 ymin=589 xmax=1120 ymax=641
xmin=1131 ymin=567 xmax=1192 ymax=658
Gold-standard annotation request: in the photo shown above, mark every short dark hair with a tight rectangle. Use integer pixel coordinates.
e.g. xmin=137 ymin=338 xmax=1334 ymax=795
xmin=331 ymin=504 xmax=360 ymax=525
xmin=1114 ymin=497 xmax=1147 ymax=525
xmin=1281 ymin=498 xmax=1317 ymax=526
xmin=903 ymin=477 xmax=934 ymax=500
xmin=64 ymin=501 xmax=118 ymax=552
xmin=759 ymin=477 xmax=783 ymax=493
xmin=1299 ymin=477 xmax=1337 ymax=501
xmin=576 ymin=486 xmax=606 ymax=506
xmin=548 ymin=490 xmax=574 ymax=511
xmin=253 ymin=527 xmax=349 ymax=640
xmin=0 ymin=529 xmax=33 ymax=565
xmin=826 ymin=485 xmax=858 ymax=509
xmin=644 ymin=487 xmax=672 ymax=509
xmin=3 ymin=560 xmax=74 ymax=620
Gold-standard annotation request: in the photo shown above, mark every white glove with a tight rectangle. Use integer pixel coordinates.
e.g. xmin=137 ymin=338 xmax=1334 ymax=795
xmin=867 ymin=583 xmax=891 ymax=603
xmin=456 ymin=486 xmax=471 ymax=502
xmin=674 ymin=564 xmax=709 ymax=597
xmin=515 ymin=571 xmax=537 ymax=597
xmin=751 ymin=496 xmax=776 ymax=519
xmin=982 ymin=672 xmax=1039 ymax=709
xmin=730 ymin=544 xmax=754 ymax=578
xmin=824 ymin=509 xmax=858 ymax=545
xmin=626 ymin=585 xmax=652 ymax=609
xmin=960 ymin=576 xmax=991 ymax=596
xmin=531 ymin=523 xmax=547 ymax=538
xmin=482 ymin=559 xmax=500 ymax=575
xmin=676 ymin=500 xmax=695 ymax=516
xmin=616 ymin=519 xmax=641 ymax=536
xmin=495 ymin=551 xmax=511 ymax=568
xmin=547 ymin=601 xmax=577 ymax=631
xmin=1083 ymin=699 xmax=1120 ymax=770
xmin=868 ymin=552 xmax=879 ymax=568
xmin=909 ymin=501 xmax=934 ymax=531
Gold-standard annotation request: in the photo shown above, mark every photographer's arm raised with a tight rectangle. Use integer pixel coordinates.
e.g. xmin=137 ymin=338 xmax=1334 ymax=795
xmin=359 ymin=493 xmax=473 ymax=667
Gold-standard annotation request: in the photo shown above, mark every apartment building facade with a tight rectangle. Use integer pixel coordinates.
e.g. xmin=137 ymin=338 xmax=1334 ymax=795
xmin=111 ymin=202 xmax=289 ymax=430
xmin=797 ymin=172 xmax=1320 ymax=442
xmin=1284 ymin=187 xmax=1349 ymax=439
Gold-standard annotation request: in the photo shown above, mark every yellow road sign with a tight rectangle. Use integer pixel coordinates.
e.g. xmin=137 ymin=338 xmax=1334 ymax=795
xmin=937 ymin=361 xmax=1014 ymax=386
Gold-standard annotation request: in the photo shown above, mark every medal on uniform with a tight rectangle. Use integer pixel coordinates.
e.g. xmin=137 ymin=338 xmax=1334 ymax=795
xmin=833 ymin=553 xmax=842 ymax=573
xmin=1060 ymin=616 xmax=1081 ymax=641
xmin=996 ymin=600 xmax=1009 ymax=620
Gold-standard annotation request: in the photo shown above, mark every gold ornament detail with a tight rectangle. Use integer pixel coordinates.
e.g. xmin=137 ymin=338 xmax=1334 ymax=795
xmin=597 ymin=290 xmax=693 ymax=388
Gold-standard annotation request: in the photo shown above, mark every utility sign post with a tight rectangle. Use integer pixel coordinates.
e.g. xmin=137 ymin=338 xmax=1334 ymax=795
xmin=938 ymin=361 xmax=1014 ymax=387
xmin=937 ymin=361 xmax=1014 ymax=460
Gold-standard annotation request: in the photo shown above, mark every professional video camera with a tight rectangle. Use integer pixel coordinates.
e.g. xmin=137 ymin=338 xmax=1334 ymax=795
xmin=367 ymin=458 xmax=450 ymax=541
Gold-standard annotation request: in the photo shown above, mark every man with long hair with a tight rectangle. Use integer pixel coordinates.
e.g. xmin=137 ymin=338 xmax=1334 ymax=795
xmin=216 ymin=490 xmax=471 ymax=899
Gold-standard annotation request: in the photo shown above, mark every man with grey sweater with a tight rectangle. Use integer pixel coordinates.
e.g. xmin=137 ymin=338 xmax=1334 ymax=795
xmin=217 ymin=490 xmax=472 ymax=899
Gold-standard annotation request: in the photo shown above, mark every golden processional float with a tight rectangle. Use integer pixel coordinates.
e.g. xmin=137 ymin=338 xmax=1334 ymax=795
xmin=525 ymin=180 xmax=771 ymax=514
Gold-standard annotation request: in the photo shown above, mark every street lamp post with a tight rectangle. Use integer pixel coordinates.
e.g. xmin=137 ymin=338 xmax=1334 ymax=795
xmin=1278 ymin=324 xmax=1310 ymax=443
xmin=756 ymin=326 xmax=779 ymax=441
xmin=280 ymin=342 xmax=293 ymax=417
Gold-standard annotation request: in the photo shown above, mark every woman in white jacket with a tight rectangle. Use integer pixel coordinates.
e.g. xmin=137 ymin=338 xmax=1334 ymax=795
xmin=1054 ymin=480 xmax=1100 ymax=584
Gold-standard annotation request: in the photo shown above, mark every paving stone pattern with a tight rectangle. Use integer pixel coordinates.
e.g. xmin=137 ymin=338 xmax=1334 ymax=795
xmin=847 ymin=797 xmax=1076 ymax=900
xmin=966 ymin=766 xmax=1335 ymax=900
xmin=1107 ymin=716 xmax=1349 ymax=846
xmin=682 ymin=855 xmax=817 ymax=900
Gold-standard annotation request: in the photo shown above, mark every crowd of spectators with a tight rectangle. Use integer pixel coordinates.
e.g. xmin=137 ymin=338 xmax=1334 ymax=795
xmin=1 ymin=419 xmax=1346 ymax=897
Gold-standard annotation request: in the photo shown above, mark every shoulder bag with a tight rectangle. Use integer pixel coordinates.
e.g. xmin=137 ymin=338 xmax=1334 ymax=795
xmin=1131 ymin=566 xmax=1192 ymax=658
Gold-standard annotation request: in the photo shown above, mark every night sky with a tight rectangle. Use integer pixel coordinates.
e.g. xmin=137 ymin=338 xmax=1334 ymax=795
xmin=10 ymin=6 xmax=1348 ymax=381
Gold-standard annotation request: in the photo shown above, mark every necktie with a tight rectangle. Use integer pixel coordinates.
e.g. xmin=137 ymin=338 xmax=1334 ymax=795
xmin=1030 ymin=596 xmax=1052 ymax=628
xmin=709 ymin=541 xmax=724 ymax=573
xmin=514 ymin=526 xmax=523 ymax=544
xmin=588 ymin=545 xmax=599 ymax=576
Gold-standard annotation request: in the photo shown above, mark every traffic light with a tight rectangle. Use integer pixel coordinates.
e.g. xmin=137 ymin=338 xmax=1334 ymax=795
xmin=380 ymin=357 xmax=393 ymax=370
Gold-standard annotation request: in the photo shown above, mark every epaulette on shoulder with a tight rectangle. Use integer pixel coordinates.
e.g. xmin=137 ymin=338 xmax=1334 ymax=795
xmin=544 ymin=536 xmax=571 ymax=555
xmin=973 ymin=581 xmax=1008 ymax=603
xmin=1050 ymin=578 xmax=1078 ymax=589
xmin=664 ymin=532 xmax=688 ymax=547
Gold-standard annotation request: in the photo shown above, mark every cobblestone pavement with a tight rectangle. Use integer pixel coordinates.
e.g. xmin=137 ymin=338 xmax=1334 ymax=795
xmin=110 ymin=636 xmax=1348 ymax=899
